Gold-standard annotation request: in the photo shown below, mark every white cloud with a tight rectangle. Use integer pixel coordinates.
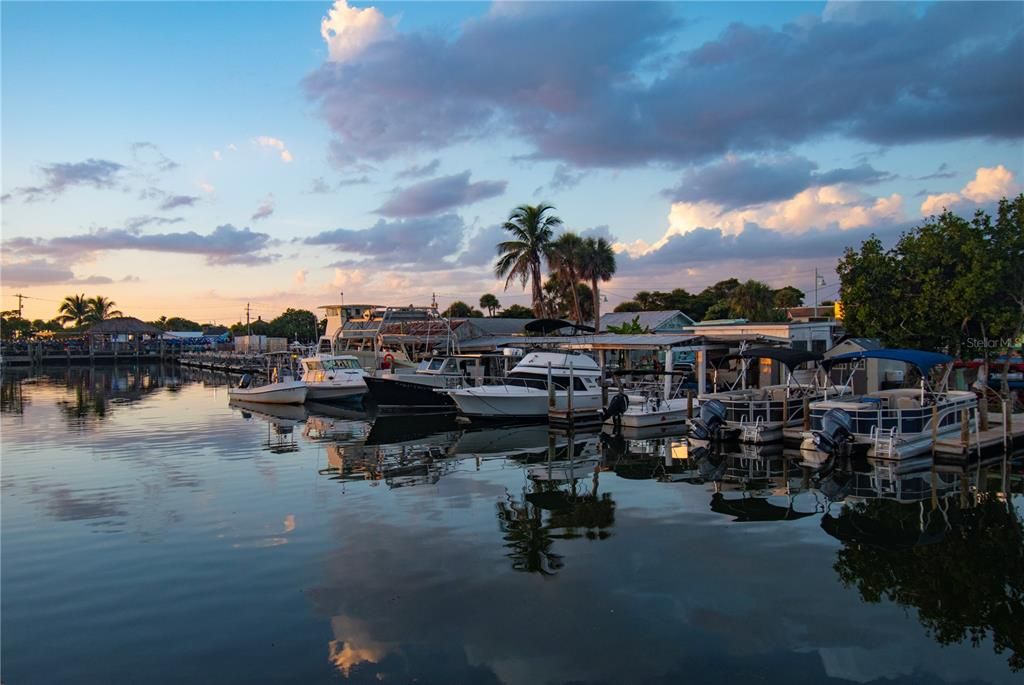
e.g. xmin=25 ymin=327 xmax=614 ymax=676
xmin=212 ymin=150 xmax=222 ymax=161
xmin=293 ymin=269 xmax=308 ymax=286
xmin=920 ymin=164 xmax=1019 ymax=214
xmin=332 ymin=268 xmax=367 ymax=289
xmin=320 ymin=0 xmax=394 ymax=63
xmin=200 ymin=181 xmax=216 ymax=194
xmin=255 ymin=136 xmax=294 ymax=163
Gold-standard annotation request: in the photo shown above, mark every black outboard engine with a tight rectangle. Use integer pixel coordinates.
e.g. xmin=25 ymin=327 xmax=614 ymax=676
xmin=602 ymin=392 xmax=630 ymax=426
xmin=238 ymin=374 xmax=252 ymax=389
xmin=690 ymin=399 xmax=727 ymax=441
xmin=812 ymin=408 xmax=853 ymax=457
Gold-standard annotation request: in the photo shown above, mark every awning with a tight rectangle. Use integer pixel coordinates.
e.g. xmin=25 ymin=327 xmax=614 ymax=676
xmin=822 ymin=348 xmax=953 ymax=373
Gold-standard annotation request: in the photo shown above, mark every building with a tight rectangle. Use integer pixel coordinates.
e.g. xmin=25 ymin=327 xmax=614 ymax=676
xmin=684 ymin=319 xmax=841 ymax=354
xmin=599 ymin=310 xmax=695 ymax=333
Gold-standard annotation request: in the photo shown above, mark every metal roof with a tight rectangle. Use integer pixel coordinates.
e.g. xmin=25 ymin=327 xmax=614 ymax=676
xmin=599 ymin=310 xmax=695 ymax=332
xmin=456 ymin=332 xmax=789 ymax=352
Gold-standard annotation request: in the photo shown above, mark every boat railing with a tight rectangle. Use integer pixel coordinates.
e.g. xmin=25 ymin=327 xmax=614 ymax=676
xmin=808 ymin=393 xmax=977 ymax=437
xmin=713 ymin=394 xmax=814 ymax=426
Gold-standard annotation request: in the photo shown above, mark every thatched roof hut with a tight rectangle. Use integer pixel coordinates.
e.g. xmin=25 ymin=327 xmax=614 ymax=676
xmin=85 ymin=317 xmax=163 ymax=337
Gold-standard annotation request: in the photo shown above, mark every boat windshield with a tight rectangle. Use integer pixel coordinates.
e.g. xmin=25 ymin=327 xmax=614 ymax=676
xmin=323 ymin=358 xmax=361 ymax=371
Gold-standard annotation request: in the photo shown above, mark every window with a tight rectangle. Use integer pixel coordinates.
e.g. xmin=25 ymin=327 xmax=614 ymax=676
xmin=791 ymin=340 xmax=809 ymax=351
xmin=811 ymin=339 xmax=827 ymax=353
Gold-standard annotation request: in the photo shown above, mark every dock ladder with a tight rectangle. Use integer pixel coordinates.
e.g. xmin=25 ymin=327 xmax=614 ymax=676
xmin=871 ymin=426 xmax=896 ymax=460
xmin=740 ymin=416 xmax=764 ymax=443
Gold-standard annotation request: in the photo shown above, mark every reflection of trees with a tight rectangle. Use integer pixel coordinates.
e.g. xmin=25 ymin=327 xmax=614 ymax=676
xmin=1 ymin=374 xmax=29 ymax=414
xmin=54 ymin=364 xmax=170 ymax=426
xmin=830 ymin=495 xmax=1024 ymax=671
xmin=496 ymin=477 xmax=616 ymax=576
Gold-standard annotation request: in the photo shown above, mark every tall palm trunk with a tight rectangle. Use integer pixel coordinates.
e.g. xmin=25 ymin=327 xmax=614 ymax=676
xmin=591 ymin=277 xmax=601 ymax=330
xmin=531 ymin=260 xmax=545 ymax=318
xmin=569 ymin=274 xmax=583 ymax=324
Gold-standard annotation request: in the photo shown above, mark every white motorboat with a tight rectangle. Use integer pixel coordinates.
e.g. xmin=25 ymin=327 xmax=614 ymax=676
xmin=363 ymin=353 xmax=508 ymax=411
xmin=227 ymin=377 xmax=307 ymax=404
xmin=227 ymin=355 xmax=308 ymax=405
xmin=602 ymin=368 xmax=698 ymax=429
xmin=801 ymin=349 xmax=977 ymax=460
xmin=299 ymin=354 xmax=367 ymax=401
xmin=443 ymin=351 xmax=602 ymax=420
xmin=691 ymin=347 xmax=832 ymax=443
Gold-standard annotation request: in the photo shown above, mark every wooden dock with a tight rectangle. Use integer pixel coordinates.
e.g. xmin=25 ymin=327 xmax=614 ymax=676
xmin=934 ymin=412 xmax=1024 ymax=456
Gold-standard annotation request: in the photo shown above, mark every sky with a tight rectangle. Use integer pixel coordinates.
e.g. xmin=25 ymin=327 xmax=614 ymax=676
xmin=2 ymin=0 xmax=1022 ymax=324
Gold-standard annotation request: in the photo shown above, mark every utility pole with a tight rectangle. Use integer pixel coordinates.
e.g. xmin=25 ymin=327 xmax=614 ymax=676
xmin=814 ymin=269 xmax=826 ymax=313
xmin=15 ymin=293 xmax=25 ymax=318
xmin=431 ymin=292 xmax=437 ymax=310
xmin=246 ymin=302 xmax=251 ymax=337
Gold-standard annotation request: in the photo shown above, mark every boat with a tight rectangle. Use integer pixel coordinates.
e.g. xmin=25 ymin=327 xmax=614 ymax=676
xmin=226 ymin=356 xmax=307 ymax=405
xmin=298 ymin=354 xmax=367 ymax=402
xmin=690 ymin=347 xmax=831 ymax=443
xmin=602 ymin=368 xmax=698 ymax=429
xmin=442 ymin=351 xmax=603 ymax=420
xmin=802 ymin=349 xmax=978 ymax=460
xmin=363 ymin=353 xmax=509 ymax=411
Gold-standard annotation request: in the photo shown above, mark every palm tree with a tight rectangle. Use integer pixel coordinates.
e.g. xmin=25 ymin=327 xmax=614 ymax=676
xmin=580 ymin=237 xmax=616 ymax=330
xmin=85 ymin=296 xmax=123 ymax=323
xmin=547 ymin=232 xmax=586 ymax=323
xmin=495 ymin=203 xmax=562 ymax=318
xmin=479 ymin=294 xmax=500 ymax=317
xmin=58 ymin=294 xmax=91 ymax=328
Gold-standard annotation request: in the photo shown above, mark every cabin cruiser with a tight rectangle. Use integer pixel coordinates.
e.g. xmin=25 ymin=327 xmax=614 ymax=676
xmin=802 ymin=349 xmax=977 ymax=460
xmin=691 ymin=347 xmax=832 ymax=443
xmin=443 ymin=351 xmax=602 ymax=420
xmin=298 ymin=354 xmax=367 ymax=402
xmin=363 ymin=353 xmax=509 ymax=411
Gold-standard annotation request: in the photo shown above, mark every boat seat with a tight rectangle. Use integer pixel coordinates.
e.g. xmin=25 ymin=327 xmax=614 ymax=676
xmin=895 ymin=397 xmax=920 ymax=410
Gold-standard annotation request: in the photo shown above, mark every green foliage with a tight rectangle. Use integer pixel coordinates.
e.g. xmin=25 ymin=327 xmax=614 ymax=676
xmin=164 ymin=317 xmax=201 ymax=331
xmin=444 ymin=301 xmax=484 ymax=318
xmin=498 ymin=304 xmax=535 ymax=319
xmin=606 ymin=316 xmax=648 ymax=334
xmin=543 ymin=275 xmax=593 ymax=322
xmin=0 ymin=313 xmax=32 ymax=340
xmin=837 ymin=196 xmax=1023 ymax=356
xmin=495 ymin=203 xmax=562 ymax=318
xmin=85 ymin=296 xmax=123 ymax=323
xmin=580 ymin=236 xmax=616 ymax=330
xmin=228 ymin=308 xmax=320 ymax=342
xmin=773 ymin=285 xmax=805 ymax=308
xmin=547 ymin=232 xmax=587 ymax=323
xmin=728 ymin=279 xmax=786 ymax=321
xmin=610 ymin=296 xmax=643 ymax=311
xmin=58 ymin=293 xmax=91 ymax=328
xmin=479 ymin=293 xmax=501 ymax=316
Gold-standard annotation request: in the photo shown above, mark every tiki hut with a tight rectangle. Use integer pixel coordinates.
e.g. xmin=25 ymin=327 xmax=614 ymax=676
xmin=85 ymin=317 xmax=165 ymax=354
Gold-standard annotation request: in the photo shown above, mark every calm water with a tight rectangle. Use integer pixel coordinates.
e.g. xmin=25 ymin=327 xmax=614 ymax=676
xmin=2 ymin=364 xmax=1021 ymax=685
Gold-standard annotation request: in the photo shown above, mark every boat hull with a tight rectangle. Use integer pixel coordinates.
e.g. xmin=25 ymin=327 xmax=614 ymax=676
xmin=305 ymin=382 xmax=366 ymax=402
xmin=227 ymin=381 xmax=307 ymax=405
xmin=448 ymin=387 xmax=602 ymax=419
xmin=364 ymin=375 xmax=456 ymax=410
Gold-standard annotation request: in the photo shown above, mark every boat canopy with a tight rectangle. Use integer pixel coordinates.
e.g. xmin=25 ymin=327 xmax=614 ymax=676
xmin=524 ymin=318 xmax=596 ymax=334
xmin=822 ymin=348 xmax=953 ymax=373
xmin=739 ymin=347 xmax=823 ymax=369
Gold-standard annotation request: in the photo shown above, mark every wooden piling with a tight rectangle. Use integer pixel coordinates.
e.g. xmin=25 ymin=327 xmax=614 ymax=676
xmin=687 ymin=390 xmax=694 ymax=419
xmin=960 ymin=408 xmax=969 ymax=450
xmin=802 ymin=397 xmax=810 ymax=431
xmin=979 ymin=395 xmax=989 ymax=431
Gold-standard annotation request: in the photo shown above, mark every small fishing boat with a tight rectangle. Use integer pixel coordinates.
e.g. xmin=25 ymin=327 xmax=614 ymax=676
xmin=602 ymin=368 xmax=697 ymax=429
xmin=227 ymin=355 xmax=307 ymax=405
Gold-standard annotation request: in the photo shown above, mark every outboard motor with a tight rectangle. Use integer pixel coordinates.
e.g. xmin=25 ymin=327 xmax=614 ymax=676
xmin=812 ymin=408 xmax=853 ymax=457
xmin=602 ymin=392 xmax=630 ymax=425
xmin=237 ymin=374 xmax=252 ymax=389
xmin=690 ymin=399 xmax=727 ymax=441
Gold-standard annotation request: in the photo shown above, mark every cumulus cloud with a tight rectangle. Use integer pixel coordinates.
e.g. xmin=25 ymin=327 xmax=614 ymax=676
xmin=12 ymin=159 xmax=125 ymax=201
xmin=123 ymin=216 xmax=185 ymax=231
xmin=375 ymin=171 xmax=506 ymax=218
xmin=395 ymin=159 xmax=440 ymax=180
xmin=255 ymin=136 xmax=294 ymax=163
xmin=320 ymin=0 xmax=395 ymax=63
xmin=535 ymin=164 xmax=588 ymax=196
xmin=159 ymin=194 xmax=200 ymax=211
xmin=4 ymin=224 xmax=277 ymax=266
xmin=305 ymin=2 xmax=1022 ymax=167
xmin=251 ymin=195 xmax=275 ymax=221
xmin=920 ymin=164 xmax=1019 ymax=215
xmin=306 ymin=214 xmax=466 ymax=269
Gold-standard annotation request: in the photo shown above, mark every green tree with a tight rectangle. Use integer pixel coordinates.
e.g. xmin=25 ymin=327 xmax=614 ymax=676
xmin=58 ymin=293 xmax=91 ymax=328
xmin=773 ymin=285 xmax=805 ymax=308
xmin=499 ymin=304 xmax=535 ymax=319
xmin=693 ymin=278 xmax=741 ymax=320
xmin=164 ymin=317 xmax=201 ymax=331
xmin=479 ymin=294 xmax=501 ymax=317
xmin=268 ymin=308 xmax=319 ymax=342
xmin=495 ymin=203 xmax=561 ymax=318
xmin=606 ymin=315 xmax=648 ymax=334
xmin=547 ymin=232 xmax=586 ymax=323
xmin=0 ymin=312 xmax=32 ymax=340
xmin=728 ymin=280 xmax=782 ymax=321
xmin=580 ymin=236 xmax=616 ymax=328
xmin=443 ymin=301 xmax=483 ymax=318
xmin=613 ymin=301 xmax=642 ymax=313
xmin=85 ymin=296 xmax=123 ymax=323
xmin=543 ymin=275 xmax=593 ymax=322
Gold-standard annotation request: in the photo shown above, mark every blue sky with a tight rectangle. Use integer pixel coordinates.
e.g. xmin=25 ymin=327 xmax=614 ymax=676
xmin=2 ymin=1 xmax=1022 ymax=323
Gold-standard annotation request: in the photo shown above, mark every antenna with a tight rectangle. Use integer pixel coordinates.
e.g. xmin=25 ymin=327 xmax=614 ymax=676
xmin=246 ymin=302 xmax=251 ymax=337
